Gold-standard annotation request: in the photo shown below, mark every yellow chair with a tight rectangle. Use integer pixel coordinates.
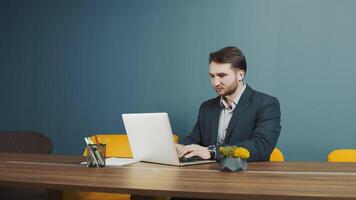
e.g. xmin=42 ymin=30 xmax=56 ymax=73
xmin=64 ymin=134 xmax=179 ymax=200
xmin=327 ymin=149 xmax=356 ymax=162
xmin=270 ymin=147 xmax=285 ymax=162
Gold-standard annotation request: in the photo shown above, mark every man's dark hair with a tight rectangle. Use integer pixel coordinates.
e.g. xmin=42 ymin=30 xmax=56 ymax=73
xmin=209 ymin=46 xmax=247 ymax=72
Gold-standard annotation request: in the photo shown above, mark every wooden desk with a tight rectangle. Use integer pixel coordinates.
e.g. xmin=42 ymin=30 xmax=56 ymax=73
xmin=1 ymin=153 xmax=356 ymax=200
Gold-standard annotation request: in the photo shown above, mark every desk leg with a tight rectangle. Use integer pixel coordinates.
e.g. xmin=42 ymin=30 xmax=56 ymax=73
xmin=47 ymin=189 xmax=63 ymax=200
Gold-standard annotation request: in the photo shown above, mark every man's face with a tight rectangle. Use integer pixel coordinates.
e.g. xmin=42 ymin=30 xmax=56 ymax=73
xmin=209 ymin=61 xmax=244 ymax=97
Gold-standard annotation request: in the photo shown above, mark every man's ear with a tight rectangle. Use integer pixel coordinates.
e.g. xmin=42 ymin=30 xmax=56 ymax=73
xmin=237 ymin=70 xmax=245 ymax=81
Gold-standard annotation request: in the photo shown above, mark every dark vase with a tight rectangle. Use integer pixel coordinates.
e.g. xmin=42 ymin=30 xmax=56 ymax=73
xmin=219 ymin=157 xmax=248 ymax=172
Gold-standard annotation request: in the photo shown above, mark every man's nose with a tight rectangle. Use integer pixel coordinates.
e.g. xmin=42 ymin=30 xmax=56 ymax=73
xmin=213 ymin=78 xmax=221 ymax=86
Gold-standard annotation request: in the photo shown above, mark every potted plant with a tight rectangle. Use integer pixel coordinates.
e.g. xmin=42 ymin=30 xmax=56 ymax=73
xmin=219 ymin=146 xmax=250 ymax=172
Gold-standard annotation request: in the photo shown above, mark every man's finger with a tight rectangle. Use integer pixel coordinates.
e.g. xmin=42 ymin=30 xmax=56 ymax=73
xmin=176 ymin=144 xmax=184 ymax=152
xmin=184 ymin=151 xmax=198 ymax=158
xmin=180 ymin=145 xmax=198 ymax=157
xmin=178 ymin=147 xmax=192 ymax=157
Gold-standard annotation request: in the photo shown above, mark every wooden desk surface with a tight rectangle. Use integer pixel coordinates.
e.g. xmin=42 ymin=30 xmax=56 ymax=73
xmin=1 ymin=153 xmax=356 ymax=200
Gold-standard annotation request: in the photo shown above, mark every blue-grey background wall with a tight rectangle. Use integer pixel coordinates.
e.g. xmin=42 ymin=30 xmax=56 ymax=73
xmin=1 ymin=0 xmax=356 ymax=161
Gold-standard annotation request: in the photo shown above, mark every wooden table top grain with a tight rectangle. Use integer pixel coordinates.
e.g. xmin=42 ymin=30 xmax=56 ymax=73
xmin=1 ymin=153 xmax=356 ymax=200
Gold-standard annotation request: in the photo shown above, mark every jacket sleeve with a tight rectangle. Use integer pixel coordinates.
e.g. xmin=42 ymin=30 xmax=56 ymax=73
xmin=235 ymin=97 xmax=281 ymax=161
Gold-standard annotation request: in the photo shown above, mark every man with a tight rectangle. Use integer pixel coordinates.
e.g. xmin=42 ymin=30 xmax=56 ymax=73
xmin=132 ymin=46 xmax=281 ymax=200
xmin=177 ymin=46 xmax=281 ymax=161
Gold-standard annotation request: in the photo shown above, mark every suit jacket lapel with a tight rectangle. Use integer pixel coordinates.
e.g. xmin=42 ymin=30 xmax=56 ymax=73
xmin=223 ymin=85 xmax=254 ymax=144
xmin=209 ymin=98 xmax=221 ymax=145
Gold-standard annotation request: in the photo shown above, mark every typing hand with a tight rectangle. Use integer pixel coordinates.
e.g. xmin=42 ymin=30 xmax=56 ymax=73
xmin=177 ymin=144 xmax=210 ymax=160
xmin=176 ymin=144 xmax=184 ymax=153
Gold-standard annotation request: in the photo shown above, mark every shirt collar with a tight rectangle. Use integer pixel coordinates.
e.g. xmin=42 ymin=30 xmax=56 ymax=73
xmin=220 ymin=83 xmax=246 ymax=111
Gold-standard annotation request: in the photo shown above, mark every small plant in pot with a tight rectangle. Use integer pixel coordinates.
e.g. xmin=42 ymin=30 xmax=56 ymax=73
xmin=219 ymin=146 xmax=250 ymax=172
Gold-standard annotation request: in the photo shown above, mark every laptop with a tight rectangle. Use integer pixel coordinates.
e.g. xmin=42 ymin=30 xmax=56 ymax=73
xmin=122 ymin=112 xmax=216 ymax=166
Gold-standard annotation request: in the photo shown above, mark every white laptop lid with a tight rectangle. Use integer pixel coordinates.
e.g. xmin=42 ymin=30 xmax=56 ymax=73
xmin=122 ymin=113 xmax=180 ymax=165
xmin=122 ymin=112 xmax=215 ymax=166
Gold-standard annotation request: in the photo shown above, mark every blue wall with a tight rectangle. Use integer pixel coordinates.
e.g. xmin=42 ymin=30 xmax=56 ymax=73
xmin=1 ymin=0 xmax=356 ymax=161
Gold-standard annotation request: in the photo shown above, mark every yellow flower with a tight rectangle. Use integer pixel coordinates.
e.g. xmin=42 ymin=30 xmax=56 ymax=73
xmin=233 ymin=147 xmax=250 ymax=160
xmin=219 ymin=146 xmax=250 ymax=160
xmin=219 ymin=147 xmax=225 ymax=156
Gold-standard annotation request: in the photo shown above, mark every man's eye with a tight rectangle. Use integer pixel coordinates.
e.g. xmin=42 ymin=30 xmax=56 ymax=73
xmin=218 ymin=74 xmax=226 ymax=78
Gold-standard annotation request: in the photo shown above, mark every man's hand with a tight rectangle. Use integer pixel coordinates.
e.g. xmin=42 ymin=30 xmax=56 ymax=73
xmin=176 ymin=144 xmax=185 ymax=153
xmin=175 ymin=144 xmax=210 ymax=160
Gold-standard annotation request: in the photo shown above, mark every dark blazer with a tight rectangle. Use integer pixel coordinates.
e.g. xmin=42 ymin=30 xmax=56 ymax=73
xmin=181 ymin=84 xmax=281 ymax=161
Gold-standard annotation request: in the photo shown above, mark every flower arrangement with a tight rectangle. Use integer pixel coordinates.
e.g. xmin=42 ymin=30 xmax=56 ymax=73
xmin=219 ymin=146 xmax=250 ymax=172
xmin=219 ymin=146 xmax=250 ymax=160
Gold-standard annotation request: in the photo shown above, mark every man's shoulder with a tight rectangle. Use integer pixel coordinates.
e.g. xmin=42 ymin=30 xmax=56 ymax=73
xmin=248 ymin=85 xmax=279 ymax=105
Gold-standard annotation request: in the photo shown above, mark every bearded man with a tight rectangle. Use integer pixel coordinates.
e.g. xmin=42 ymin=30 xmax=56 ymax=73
xmin=176 ymin=46 xmax=281 ymax=162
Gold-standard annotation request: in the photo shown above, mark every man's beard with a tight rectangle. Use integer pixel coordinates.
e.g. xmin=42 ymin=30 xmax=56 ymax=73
xmin=215 ymin=80 xmax=239 ymax=96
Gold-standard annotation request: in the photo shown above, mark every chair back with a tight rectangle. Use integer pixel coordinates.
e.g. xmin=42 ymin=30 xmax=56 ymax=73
xmin=0 ymin=131 xmax=52 ymax=200
xmin=270 ymin=147 xmax=285 ymax=161
xmin=83 ymin=134 xmax=179 ymax=157
xmin=328 ymin=149 xmax=356 ymax=162
xmin=0 ymin=131 xmax=52 ymax=154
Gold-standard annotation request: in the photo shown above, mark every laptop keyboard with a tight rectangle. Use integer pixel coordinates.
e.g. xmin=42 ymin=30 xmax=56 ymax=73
xmin=179 ymin=156 xmax=204 ymax=163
